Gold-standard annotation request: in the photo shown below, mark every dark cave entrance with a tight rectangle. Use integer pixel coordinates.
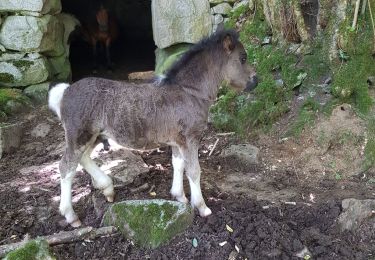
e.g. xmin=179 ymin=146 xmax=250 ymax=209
xmin=62 ymin=0 xmax=155 ymax=81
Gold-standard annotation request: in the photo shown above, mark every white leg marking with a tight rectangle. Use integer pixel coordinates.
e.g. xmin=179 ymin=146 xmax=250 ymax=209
xmin=184 ymin=146 xmax=212 ymax=217
xmin=59 ymin=171 xmax=81 ymax=226
xmin=171 ymin=147 xmax=188 ymax=203
xmin=80 ymin=154 xmax=114 ymax=202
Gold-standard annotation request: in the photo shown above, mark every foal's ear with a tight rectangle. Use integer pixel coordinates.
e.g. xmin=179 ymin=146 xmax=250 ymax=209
xmin=223 ymin=34 xmax=235 ymax=54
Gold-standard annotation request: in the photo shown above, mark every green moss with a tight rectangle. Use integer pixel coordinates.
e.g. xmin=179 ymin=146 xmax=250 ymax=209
xmin=0 ymin=73 xmax=15 ymax=84
xmin=103 ymin=200 xmax=193 ymax=249
xmin=0 ymin=88 xmax=30 ymax=114
xmin=11 ymin=60 xmax=34 ymax=70
xmin=5 ymin=239 xmax=55 ymax=260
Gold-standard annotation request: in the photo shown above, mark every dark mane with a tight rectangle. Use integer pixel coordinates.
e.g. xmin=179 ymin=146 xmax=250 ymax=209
xmin=162 ymin=29 xmax=240 ymax=84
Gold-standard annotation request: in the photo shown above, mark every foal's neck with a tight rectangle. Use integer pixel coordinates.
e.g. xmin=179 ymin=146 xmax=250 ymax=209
xmin=175 ymin=51 xmax=224 ymax=103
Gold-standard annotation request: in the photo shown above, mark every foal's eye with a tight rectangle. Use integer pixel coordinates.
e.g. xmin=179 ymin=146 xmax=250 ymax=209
xmin=240 ymin=57 xmax=247 ymax=64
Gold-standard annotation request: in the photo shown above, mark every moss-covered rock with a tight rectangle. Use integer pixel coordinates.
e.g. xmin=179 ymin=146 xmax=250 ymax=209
xmin=24 ymin=82 xmax=49 ymax=104
xmin=102 ymin=200 xmax=194 ymax=249
xmin=4 ymin=239 xmax=55 ymax=260
xmin=0 ymin=88 xmax=30 ymax=114
xmin=155 ymin=43 xmax=192 ymax=75
xmin=48 ymin=55 xmax=71 ymax=81
xmin=0 ymin=55 xmax=50 ymax=87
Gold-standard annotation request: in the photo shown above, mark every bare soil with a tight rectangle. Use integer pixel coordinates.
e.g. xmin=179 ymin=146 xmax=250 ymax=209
xmin=1 ymin=103 xmax=375 ymax=260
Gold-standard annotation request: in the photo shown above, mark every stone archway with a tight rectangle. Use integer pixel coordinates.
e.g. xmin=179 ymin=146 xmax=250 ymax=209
xmin=0 ymin=0 xmax=242 ymax=88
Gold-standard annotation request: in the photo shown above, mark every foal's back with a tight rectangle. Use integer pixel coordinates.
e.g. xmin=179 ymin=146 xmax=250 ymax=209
xmin=61 ymin=77 xmax=207 ymax=148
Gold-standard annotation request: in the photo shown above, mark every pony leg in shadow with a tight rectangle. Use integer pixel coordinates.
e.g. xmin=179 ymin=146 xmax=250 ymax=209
xmin=80 ymin=143 xmax=114 ymax=202
xmin=92 ymin=39 xmax=98 ymax=73
xmin=105 ymin=38 xmax=113 ymax=71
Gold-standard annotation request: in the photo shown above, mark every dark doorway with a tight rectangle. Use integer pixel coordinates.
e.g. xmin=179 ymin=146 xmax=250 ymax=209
xmin=62 ymin=0 xmax=155 ymax=81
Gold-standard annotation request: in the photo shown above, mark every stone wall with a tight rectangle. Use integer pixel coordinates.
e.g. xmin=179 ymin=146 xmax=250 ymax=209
xmin=153 ymin=0 xmax=250 ymax=75
xmin=0 ymin=0 xmax=79 ymax=91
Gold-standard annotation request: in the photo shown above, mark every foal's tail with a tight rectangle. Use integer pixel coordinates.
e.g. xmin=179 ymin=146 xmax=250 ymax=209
xmin=48 ymin=82 xmax=70 ymax=119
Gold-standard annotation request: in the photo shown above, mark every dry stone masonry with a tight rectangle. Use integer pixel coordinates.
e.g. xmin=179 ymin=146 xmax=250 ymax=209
xmin=154 ymin=0 xmax=248 ymax=75
xmin=0 ymin=0 xmax=79 ymax=97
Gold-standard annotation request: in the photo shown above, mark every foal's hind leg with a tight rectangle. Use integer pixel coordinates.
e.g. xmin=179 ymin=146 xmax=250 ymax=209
xmin=170 ymin=146 xmax=188 ymax=203
xmin=80 ymin=145 xmax=114 ymax=202
xmin=181 ymin=143 xmax=212 ymax=217
xmin=59 ymin=147 xmax=84 ymax=227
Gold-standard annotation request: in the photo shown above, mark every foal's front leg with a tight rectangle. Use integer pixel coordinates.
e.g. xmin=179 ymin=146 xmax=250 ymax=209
xmin=183 ymin=144 xmax=212 ymax=217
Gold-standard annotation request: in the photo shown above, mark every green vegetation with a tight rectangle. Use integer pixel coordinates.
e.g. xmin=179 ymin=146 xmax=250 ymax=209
xmin=212 ymin=7 xmax=302 ymax=134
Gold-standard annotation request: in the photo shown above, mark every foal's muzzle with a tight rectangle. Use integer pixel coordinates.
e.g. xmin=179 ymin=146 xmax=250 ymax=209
xmin=245 ymin=76 xmax=258 ymax=92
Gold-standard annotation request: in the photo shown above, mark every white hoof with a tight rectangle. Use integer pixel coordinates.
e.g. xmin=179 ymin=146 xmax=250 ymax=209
xmin=70 ymin=219 xmax=82 ymax=228
xmin=175 ymin=195 xmax=189 ymax=204
xmin=103 ymin=184 xmax=115 ymax=202
xmin=198 ymin=206 xmax=212 ymax=217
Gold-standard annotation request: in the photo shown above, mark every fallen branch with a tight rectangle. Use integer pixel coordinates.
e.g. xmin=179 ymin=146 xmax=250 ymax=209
xmin=0 ymin=226 xmax=117 ymax=257
xmin=352 ymin=0 xmax=361 ymax=29
xmin=216 ymin=132 xmax=235 ymax=137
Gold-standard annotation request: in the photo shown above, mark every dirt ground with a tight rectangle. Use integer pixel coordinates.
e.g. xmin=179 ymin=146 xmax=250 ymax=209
xmin=1 ymin=99 xmax=375 ymax=259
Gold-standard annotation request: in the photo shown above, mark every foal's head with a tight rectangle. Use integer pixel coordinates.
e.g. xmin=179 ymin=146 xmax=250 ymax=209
xmin=96 ymin=5 xmax=109 ymax=32
xmin=220 ymin=31 xmax=258 ymax=92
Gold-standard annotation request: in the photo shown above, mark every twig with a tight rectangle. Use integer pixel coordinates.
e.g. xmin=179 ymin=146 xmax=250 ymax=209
xmin=216 ymin=132 xmax=235 ymax=137
xmin=362 ymin=0 xmax=368 ymax=15
xmin=368 ymin=0 xmax=375 ymax=53
xmin=352 ymin=0 xmax=361 ymax=29
xmin=209 ymin=138 xmax=220 ymax=157
xmin=130 ymin=183 xmax=149 ymax=193
xmin=0 ymin=226 xmax=117 ymax=257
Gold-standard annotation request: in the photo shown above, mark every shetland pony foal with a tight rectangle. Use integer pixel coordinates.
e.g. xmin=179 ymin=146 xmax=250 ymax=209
xmin=49 ymin=30 xmax=258 ymax=227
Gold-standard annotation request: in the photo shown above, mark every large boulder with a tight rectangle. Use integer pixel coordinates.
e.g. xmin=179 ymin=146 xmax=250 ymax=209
xmin=0 ymin=53 xmax=50 ymax=87
xmin=152 ymin=0 xmax=212 ymax=49
xmin=211 ymin=3 xmax=232 ymax=15
xmin=0 ymin=15 xmax=64 ymax=56
xmin=155 ymin=43 xmax=192 ymax=75
xmin=0 ymin=0 xmax=61 ymax=16
xmin=102 ymin=200 xmax=194 ymax=248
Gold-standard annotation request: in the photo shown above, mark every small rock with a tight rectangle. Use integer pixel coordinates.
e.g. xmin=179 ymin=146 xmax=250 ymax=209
xmin=31 ymin=122 xmax=51 ymax=138
xmin=261 ymin=36 xmax=272 ymax=46
xmin=0 ymin=123 xmax=23 ymax=159
xmin=368 ymin=76 xmax=375 ymax=87
xmin=220 ymin=144 xmax=259 ymax=165
xmin=105 ymin=149 xmax=149 ymax=184
xmin=323 ymin=76 xmax=332 ymax=85
xmin=4 ymin=239 xmax=55 ymax=260
xmin=211 ymin=3 xmax=232 ymax=15
xmin=275 ymin=79 xmax=284 ymax=87
xmin=338 ymin=198 xmax=375 ymax=231
xmin=102 ymin=199 xmax=194 ymax=248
